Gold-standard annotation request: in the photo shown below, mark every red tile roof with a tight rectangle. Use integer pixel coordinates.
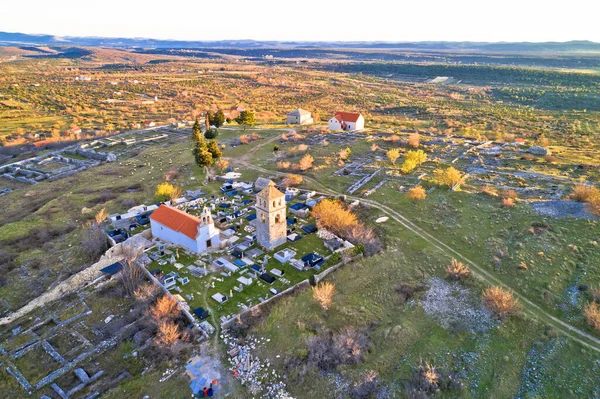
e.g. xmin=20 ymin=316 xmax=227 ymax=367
xmin=150 ymin=205 xmax=200 ymax=240
xmin=333 ymin=112 xmax=362 ymax=123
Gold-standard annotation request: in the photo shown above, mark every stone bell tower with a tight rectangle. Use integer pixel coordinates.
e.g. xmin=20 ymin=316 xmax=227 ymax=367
xmin=197 ymin=206 xmax=220 ymax=252
xmin=255 ymin=181 xmax=287 ymax=250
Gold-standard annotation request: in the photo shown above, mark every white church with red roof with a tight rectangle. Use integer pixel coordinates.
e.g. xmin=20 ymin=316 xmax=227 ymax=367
xmin=328 ymin=111 xmax=364 ymax=131
xmin=150 ymin=205 xmax=220 ymax=254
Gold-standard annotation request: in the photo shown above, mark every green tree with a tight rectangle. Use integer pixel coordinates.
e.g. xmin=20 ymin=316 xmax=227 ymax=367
xmin=213 ymin=110 xmax=225 ymax=128
xmin=193 ymin=142 xmax=213 ymax=168
xmin=206 ymin=140 xmax=222 ymax=160
xmin=192 ymin=119 xmax=203 ymax=143
xmin=204 ymin=128 xmax=219 ymax=139
xmin=234 ymin=110 xmax=255 ymax=130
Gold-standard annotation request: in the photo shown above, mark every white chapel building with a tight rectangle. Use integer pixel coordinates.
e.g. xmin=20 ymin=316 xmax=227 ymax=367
xmin=150 ymin=205 xmax=220 ymax=253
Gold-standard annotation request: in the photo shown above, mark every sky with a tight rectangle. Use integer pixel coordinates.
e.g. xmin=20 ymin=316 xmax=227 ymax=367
xmin=2 ymin=0 xmax=598 ymax=43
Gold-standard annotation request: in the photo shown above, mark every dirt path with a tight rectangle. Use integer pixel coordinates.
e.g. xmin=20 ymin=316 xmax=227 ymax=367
xmin=236 ymin=158 xmax=600 ymax=353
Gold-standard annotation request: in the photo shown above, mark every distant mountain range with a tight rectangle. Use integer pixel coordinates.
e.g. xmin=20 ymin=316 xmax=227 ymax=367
xmin=1 ymin=31 xmax=600 ymax=53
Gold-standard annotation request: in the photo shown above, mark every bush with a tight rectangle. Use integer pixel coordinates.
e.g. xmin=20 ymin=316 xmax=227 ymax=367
xmin=407 ymin=185 xmax=426 ymax=200
xmin=569 ymin=184 xmax=599 ymax=202
xmin=481 ymin=185 xmax=498 ymax=196
xmin=446 ymin=258 xmax=470 ymax=280
xmin=204 ymin=128 xmax=218 ymax=139
xmin=350 ymin=370 xmax=379 ymax=399
xmin=155 ymin=320 xmax=180 ymax=347
xmin=312 ymin=282 xmax=336 ymax=310
xmin=584 ymin=302 xmax=600 ymax=330
xmin=81 ymin=227 xmax=109 ymax=261
xmin=482 ymin=286 xmax=520 ymax=320
xmin=408 ymin=133 xmax=420 ymax=148
xmin=501 ymin=197 xmax=515 ymax=208
xmin=155 ymin=182 xmax=178 ymax=202
xmin=306 ymin=327 xmax=370 ymax=371
xmin=282 ymin=173 xmax=303 ymax=187
xmin=433 ymin=167 xmax=464 ymax=190
xmin=406 ymin=361 xmax=463 ymax=397
xmin=501 ymin=189 xmax=518 ymax=200
xmin=150 ymin=295 xmax=179 ymax=321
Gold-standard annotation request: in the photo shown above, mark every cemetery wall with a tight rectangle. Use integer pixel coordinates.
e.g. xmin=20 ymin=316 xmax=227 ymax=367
xmin=221 ymin=280 xmax=311 ymax=329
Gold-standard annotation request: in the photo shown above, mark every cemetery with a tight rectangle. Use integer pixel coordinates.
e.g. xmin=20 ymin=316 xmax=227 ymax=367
xmin=129 ymin=177 xmax=351 ymax=327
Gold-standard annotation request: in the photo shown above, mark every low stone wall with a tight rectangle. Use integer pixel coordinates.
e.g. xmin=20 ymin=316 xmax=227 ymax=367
xmin=220 ymin=254 xmax=364 ymax=330
xmin=313 ymin=254 xmax=363 ymax=285
xmin=221 ymin=280 xmax=311 ymax=329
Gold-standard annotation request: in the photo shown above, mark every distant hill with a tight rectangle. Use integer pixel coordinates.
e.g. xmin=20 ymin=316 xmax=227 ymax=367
xmin=1 ymin=31 xmax=600 ymax=53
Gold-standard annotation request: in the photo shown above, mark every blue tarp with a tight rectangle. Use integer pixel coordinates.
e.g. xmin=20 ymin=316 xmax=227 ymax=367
xmin=100 ymin=262 xmax=123 ymax=275
xmin=246 ymin=213 xmax=257 ymax=221
xmin=287 ymin=217 xmax=296 ymax=225
xmin=233 ymin=259 xmax=246 ymax=267
xmin=219 ymin=203 xmax=231 ymax=208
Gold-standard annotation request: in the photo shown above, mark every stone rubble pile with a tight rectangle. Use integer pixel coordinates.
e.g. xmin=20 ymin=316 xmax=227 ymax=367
xmin=222 ymin=332 xmax=293 ymax=398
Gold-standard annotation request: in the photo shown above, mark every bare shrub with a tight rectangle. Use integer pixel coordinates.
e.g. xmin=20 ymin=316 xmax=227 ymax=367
xmin=446 ymin=258 xmax=470 ymax=280
xmin=239 ymin=134 xmax=250 ymax=144
xmin=150 ymin=295 xmax=179 ymax=320
xmin=277 ymin=161 xmax=291 ymax=169
xmin=81 ymin=227 xmax=109 ymax=261
xmin=481 ymin=185 xmax=498 ymax=197
xmin=350 ymin=370 xmax=380 ymax=399
xmin=407 ymin=185 xmax=426 ymax=200
xmin=345 ymin=223 xmax=382 ymax=256
xmin=482 ymin=286 xmax=520 ymax=320
xmin=312 ymin=282 xmax=336 ymax=310
xmin=408 ymin=133 xmax=420 ymax=148
xmin=306 ymin=328 xmax=370 ymax=371
xmin=297 ymin=144 xmax=308 ymax=152
xmin=333 ymin=327 xmax=370 ymax=365
xmin=134 ymin=283 xmax=161 ymax=303
xmin=406 ymin=360 xmax=463 ymax=397
xmin=155 ymin=320 xmax=180 ymax=347
xmin=591 ymin=287 xmax=600 ymax=303
xmin=282 ymin=174 xmax=303 ymax=187
xmin=120 ymin=237 xmax=146 ymax=296
xmin=501 ymin=198 xmax=515 ymax=208
xmin=584 ymin=302 xmax=600 ymax=330
xmin=296 ymin=154 xmax=314 ymax=171
xmin=544 ymin=155 xmax=558 ymax=163
xmin=95 ymin=207 xmax=109 ymax=226
xmin=501 ymin=189 xmax=518 ymax=200
xmin=569 ymin=184 xmax=599 ymax=202
xmin=502 ymin=133 xmax=515 ymax=142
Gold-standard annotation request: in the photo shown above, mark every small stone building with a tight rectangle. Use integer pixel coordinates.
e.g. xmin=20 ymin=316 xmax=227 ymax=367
xmin=255 ymin=181 xmax=287 ymax=250
xmin=286 ymin=108 xmax=314 ymax=125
